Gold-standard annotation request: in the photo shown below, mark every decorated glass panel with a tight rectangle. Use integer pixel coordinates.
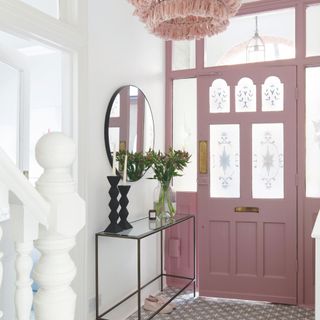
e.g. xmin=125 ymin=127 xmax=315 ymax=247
xmin=262 ymin=76 xmax=284 ymax=112
xmin=210 ymin=124 xmax=240 ymax=198
xmin=210 ymin=79 xmax=230 ymax=113
xmin=306 ymin=67 xmax=320 ymax=197
xmin=110 ymin=94 xmax=120 ymax=118
xmin=236 ymin=77 xmax=256 ymax=112
xmin=252 ymin=123 xmax=284 ymax=199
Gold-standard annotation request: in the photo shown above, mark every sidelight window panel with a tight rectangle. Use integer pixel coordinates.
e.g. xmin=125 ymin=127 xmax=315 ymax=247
xmin=306 ymin=67 xmax=320 ymax=198
xmin=172 ymin=40 xmax=196 ymax=71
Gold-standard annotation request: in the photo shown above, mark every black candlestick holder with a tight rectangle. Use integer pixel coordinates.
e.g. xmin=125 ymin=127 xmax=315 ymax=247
xmin=105 ymin=175 xmax=123 ymax=233
xmin=118 ymin=185 xmax=132 ymax=230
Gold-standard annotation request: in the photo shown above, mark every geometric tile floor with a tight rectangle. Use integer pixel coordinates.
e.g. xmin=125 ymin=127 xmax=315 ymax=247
xmin=127 ymin=288 xmax=315 ymax=320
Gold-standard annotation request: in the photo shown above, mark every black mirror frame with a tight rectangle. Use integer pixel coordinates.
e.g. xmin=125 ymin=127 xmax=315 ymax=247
xmin=104 ymin=85 xmax=155 ymax=180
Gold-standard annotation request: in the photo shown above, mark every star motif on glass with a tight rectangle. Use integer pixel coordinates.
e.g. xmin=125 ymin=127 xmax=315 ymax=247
xmin=220 ymin=147 xmax=230 ymax=173
xmin=262 ymin=148 xmax=274 ymax=175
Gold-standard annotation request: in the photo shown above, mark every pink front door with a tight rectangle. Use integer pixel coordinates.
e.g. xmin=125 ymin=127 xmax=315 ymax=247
xmin=198 ymin=66 xmax=297 ymax=304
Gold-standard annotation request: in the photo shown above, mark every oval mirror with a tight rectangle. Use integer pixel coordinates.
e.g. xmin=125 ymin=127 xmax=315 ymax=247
xmin=104 ymin=85 xmax=155 ymax=181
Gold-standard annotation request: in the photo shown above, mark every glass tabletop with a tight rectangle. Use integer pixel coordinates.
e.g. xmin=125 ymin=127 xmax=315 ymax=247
xmin=96 ymin=214 xmax=194 ymax=239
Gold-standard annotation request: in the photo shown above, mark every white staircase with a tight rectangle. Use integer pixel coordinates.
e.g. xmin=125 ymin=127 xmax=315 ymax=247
xmin=0 ymin=132 xmax=85 ymax=320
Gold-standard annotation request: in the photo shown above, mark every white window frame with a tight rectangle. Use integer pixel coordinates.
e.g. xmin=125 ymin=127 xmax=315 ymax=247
xmin=0 ymin=1 xmax=88 ymax=319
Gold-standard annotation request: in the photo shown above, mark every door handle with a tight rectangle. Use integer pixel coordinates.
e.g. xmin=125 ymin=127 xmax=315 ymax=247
xmin=234 ymin=206 xmax=259 ymax=213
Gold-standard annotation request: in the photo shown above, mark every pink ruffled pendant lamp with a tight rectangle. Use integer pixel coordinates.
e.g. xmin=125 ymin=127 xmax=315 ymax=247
xmin=128 ymin=0 xmax=242 ymax=40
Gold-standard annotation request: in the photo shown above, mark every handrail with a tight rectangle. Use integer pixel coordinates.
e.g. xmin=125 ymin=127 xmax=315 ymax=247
xmin=0 ymin=147 xmax=49 ymax=227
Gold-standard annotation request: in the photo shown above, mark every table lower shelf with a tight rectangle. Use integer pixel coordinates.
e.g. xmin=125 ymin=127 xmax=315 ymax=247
xmin=96 ymin=274 xmax=196 ymax=320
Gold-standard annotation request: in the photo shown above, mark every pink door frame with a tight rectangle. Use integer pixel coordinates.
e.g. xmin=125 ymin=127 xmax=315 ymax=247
xmin=164 ymin=0 xmax=320 ymax=307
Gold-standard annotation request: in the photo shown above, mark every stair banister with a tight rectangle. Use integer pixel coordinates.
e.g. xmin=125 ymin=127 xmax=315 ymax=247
xmin=0 ymin=144 xmax=50 ymax=319
xmin=312 ymin=209 xmax=320 ymax=320
xmin=0 ymin=147 xmax=49 ymax=227
xmin=0 ymin=132 xmax=85 ymax=320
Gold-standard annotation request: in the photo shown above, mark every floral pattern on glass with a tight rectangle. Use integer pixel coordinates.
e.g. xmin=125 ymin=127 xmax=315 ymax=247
xmin=262 ymin=76 xmax=284 ymax=112
xmin=236 ymin=77 xmax=256 ymax=112
xmin=210 ymin=124 xmax=240 ymax=198
xmin=252 ymin=123 xmax=284 ymax=199
xmin=209 ymin=79 xmax=230 ymax=113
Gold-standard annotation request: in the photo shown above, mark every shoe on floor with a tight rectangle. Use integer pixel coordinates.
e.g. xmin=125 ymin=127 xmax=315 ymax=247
xmin=143 ymin=297 xmax=173 ymax=314
xmin=149 ymin=294 xmax=177 ymax=309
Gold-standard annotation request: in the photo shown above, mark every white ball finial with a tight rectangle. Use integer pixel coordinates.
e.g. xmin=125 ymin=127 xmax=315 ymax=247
xmin=35 ymin=133 xmax=76 ymax=170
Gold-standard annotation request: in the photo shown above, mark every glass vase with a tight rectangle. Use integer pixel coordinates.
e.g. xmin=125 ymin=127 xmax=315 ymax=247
xmin=153 ymin=181 xmax=176 ymax=220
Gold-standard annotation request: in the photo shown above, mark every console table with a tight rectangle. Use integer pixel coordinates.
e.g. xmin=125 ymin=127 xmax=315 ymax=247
xmin=95 ymin=214 xmax=196 ymax=320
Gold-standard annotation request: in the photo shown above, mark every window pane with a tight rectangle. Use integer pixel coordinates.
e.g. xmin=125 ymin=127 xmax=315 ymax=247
xmin=306 ymin=67 xmax=320 ymax=197
xmin=236 ymin=77 xmax=256 ymax=112
xmin=110 ymin=94 xmax=120 ymax=118
xmin=210 ymin=124 xmax=240 ymax=198
xmin=20 ymin=0 xmax=59 ymax=18
xmin=210 ymin=79 xmax=230 ymax=113
xmin=205 ymin=8 xmax=295 ymax=67
xmin=262 ymin=76 xmax=284 ymax=112
xmin=109 ymin=127 xmax=120 ymax=155
xmin=172 ymin=40 xmax=195 ymax=71
xmin=173 ymin=78 xmax=197 ymax=192
xmin=306 ymin=4 xmax=320 ymax=57
xmin=0 ymin=61 xmax=20 ymax=164
xmin=28 ymin=51 xmax=70 ymax=183
xmin=252 ymin=123 xmax=284 ymax=199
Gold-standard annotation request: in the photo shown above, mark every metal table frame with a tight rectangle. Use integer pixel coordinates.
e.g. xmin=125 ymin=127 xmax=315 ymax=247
xmin=95 ymin=214 xmax=196 ymax=320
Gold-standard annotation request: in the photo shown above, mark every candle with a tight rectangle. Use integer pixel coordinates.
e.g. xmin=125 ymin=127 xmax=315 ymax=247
xmin=123 ymin=154 xmax=128 ymax=184
xmin=112 ymin=144 xmax=116 ymax=175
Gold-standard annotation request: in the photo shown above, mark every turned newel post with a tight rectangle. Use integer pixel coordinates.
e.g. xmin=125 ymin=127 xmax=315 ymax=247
xmin=32 ymin=133 xmax=85 ymax=320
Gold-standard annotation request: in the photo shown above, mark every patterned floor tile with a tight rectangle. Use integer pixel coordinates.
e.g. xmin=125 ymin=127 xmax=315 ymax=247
xmin=127 ymin=288 xmax=314 ymax=320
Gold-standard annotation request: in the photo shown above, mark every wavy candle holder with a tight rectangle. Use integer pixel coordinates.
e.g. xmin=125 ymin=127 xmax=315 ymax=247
xmin=105 ymin=176 xmax=123 ymax=233
xmin=118 ymin=185 xmax=132 ymax=230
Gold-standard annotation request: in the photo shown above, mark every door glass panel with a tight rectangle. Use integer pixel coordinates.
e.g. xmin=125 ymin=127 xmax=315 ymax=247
xmin=210 ymin=124 xmax=240 ymax=198
xmin=262 ymin=76 xmax=284 ymax=112
xmin=0 ymin=61 xmax=20 ymax=164
xmin=210 ymin=79 xmax=230 ymax=113
xmin=252 ymin=123 xmax=284 ymax=199
xmin=204 ymin=8 xmax=295 ymax=67
xmin=306 ymin=4 xmax=320 ymax=57
xmin=306 ymin=67 xmax=320 ymax=197
xmin=173 ymin=79 xmax=197 ymax=192
xmin=172 ymin=40 xmax=195 ymax=71
xmin=236 ymin=77 xmax=256 ymax=112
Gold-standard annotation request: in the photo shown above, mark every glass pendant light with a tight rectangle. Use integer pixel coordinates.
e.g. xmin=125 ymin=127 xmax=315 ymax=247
xmin=246 ymin=16 xmax=266 ymax=63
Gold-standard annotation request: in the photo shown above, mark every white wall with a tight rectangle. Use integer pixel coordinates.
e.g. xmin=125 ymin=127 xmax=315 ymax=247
xmin=87 ymin=0 xmax=165 ymax=319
